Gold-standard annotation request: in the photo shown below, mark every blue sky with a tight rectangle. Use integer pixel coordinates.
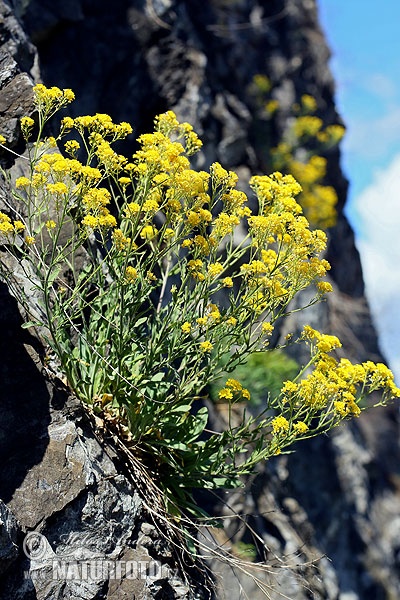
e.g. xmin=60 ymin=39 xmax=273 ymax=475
xmin=317 ymin=0 xmax=400 ymax=378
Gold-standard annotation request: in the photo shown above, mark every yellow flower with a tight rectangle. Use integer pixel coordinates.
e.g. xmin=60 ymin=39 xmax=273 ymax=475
xmin=207 ymin=303 xmax=220 ymax=322
xmin=181 ymin=322 xmax=192 ymax=334
xmin=265 ymin=99 xmax=279 ymax=115
xmin=211 ymin=212 xmax=239 ymax=241
xmin=140 ymin=225 xmax=157 ymax=240
xmin=61 ymin=116 xmax=74 ymax=130
xmin=20 ymin=116 xmax=35 ymax=140
xmin=316 ymin=334 xmax=341 ymax=353
xmin=65 ymin=140 xmax=80 ymax=155
xmin=0 ymin=134 xmax=6 ymax=144
xmin=208 ymin=262 xmax=224 ymax=277
xmin=63 ymin=89 xmax=75 ymax=102
xmin=226 ymin=378 xmax=242 ymax=391
xmin=142 ymin=198 xmax=159 ymax=213
xmin=187 ymin=211 xmax=201 ymax=227
xmin=0 ymin=212 xmax=13 ymax=235
xmin=222 ymin=277 xmax=233 ymax=288
xmin=20 ymin=116 xmax=35 ymax=128
xmin=293 ymin=421 xmax=308 ymax=435
xmin=98 ymin=214 xmax=117 ymax=229
xmin=242 ymin=388 xmax=251 ymax=401
xmin=281 ymin=381 xmax=298 ymax=395
xmin=13 ymin=220 xmax=25 ymax=232
xmin=300 ymin=94 xmax=317 ymax=113
xmin=262 ymin=322 xmax=274 ymax=335
xmin=210 ymin=162 xmax=229 ymax=184
xmin=47 ymin=182 xmax=68 ymax=195
xmin=125 ymin=202 xmax=140 ymax=216
xmin=193 ymin=235 xmax=209 ymax=255
xmin=188 ymin=259 xmax=203 ymax=278
xmin=80 ymin=166 xmax=102 ymax=182
xmin=45 ymin=220 xmax=56 ymax=230
xmin=200 ymin=340 xmax=213 ymax=353
xmin=82 ymin=215 xmax=99 ymax=229
xmin=317 ymin=281 xmax=333 ymax=294
xmin=47 ymin=137 xmax=57 ymax=148
xmin=15 ymin=177 xmax=31 ymax=188
xmin=125 ymin=266 xmax=138 ymax=282
xmin=25 ymin=235 xmax=36 ymax=245
xmin=271 ymin=415 xmax=289 ymax=435
xmin=113 ymin=228 xmax=131 ymax=252
xmin=253 ymin=74 xmax=271 ymax=93
xmin=302 ymin=325 xmax=319 ymax=341
xmin=293 ymin=115 xmax=323 ymax=138
xmin=334 ymin=401 xmax=347 ymax=417
xmin=218 ymin=388 xmax=233 ymax=400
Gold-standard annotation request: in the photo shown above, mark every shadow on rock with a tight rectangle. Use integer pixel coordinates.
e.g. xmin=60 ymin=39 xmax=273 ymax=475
xmin=0 ymin=282 xmax=50 ymax=504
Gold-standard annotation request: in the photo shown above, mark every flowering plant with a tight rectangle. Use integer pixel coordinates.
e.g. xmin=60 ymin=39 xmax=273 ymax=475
xmin=250 ymin=75 xmax=344 ymax=229
xmin=0 ymin=84 xmax=398 ymax=519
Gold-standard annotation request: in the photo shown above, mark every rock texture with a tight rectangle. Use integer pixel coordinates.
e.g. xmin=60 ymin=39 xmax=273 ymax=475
xmin=0 ymin=0 xmax=400 ymax=598
xmin=0 ymin=284 xmax=208 ymax=599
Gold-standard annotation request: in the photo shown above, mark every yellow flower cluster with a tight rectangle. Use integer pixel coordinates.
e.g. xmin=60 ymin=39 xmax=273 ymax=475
xmin=113 ymin=228 xmax=131 ymax=252
xmin=317 ymin=124 xmax=345 ymax=146
xmin=125 ymin=266 xmax=138 ymax=283
xmin=9 ymin=94 xmax=338 ymax=345
xmin=240 ymin=172 xmax=332 ymax=313
xmin=33 ymin=84 xmax=75 ymax=122
xmin=200 ymin=340 xmax=213 ymax=353
xmin=72 ymin=113 xmax=132 ymax=141
xmin=271 ymin=415 xmax=289 ymax=434
xmin=20 ymin=116 xmax=35 ymax=139
xmin=0 ymin=212 xmax=25 ymax=235
xmin=218 ymin=378 xmax=251 ymax=402
xmin=154 ymin=111 xmax=202 ymax=155
xmin=140 ymin=225 xmax=157 ymax=240
xmin=255 ymin=88 xmax=345 ymax=228
xmin=300 ymin=94 xmax=317 ymax=113
xmin=301 ymin=325 xmax=342 ymax=353
xmin=187 ymin=258 xmax=205 ymax=281
xmin=81 ymin=187 xmax=117 ymax=231
xmin=292 ymin=115 xmax=323 ymax=138
xmin=181 ymin=321 xmax=192 ymax=334
xmin=279 ymin=327 xmax=400 ymax=422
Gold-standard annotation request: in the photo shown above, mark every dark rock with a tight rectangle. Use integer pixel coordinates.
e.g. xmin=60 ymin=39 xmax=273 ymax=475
xmin=0 ymin=501 xmax=19 ymax=577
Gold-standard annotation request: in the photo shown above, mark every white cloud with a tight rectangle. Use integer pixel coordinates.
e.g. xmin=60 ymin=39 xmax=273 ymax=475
xmin=354 ymin=154 xmax=400 ymax=381
xmin=362 ymin=72 xmax=398 ymax=104
xmin=344 ymin=106 xmax=400 ymax=160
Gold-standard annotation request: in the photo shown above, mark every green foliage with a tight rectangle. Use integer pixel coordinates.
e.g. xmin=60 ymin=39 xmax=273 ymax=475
xmin=210 ymin=349 xmax=299 ymax=406
xmin=232 ymin=541 xmax=257 ymax=561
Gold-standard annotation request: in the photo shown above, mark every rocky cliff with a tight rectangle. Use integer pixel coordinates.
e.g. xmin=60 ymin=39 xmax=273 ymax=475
xmin=1 ymin=1 xmax=400 ymax=599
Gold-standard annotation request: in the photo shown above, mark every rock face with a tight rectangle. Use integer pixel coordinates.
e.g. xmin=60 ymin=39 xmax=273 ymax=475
xmin=0 ymin=0 xmax=400 ymax=598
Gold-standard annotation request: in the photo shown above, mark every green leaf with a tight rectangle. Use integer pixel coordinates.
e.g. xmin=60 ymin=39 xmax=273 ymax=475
xmin=21 ymin=320 xmax=40 ymax=329
xmin=150 ymin=372 xmax=165 ymax=382
xmin=133 ymin=317 xmax=147 ymax=328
